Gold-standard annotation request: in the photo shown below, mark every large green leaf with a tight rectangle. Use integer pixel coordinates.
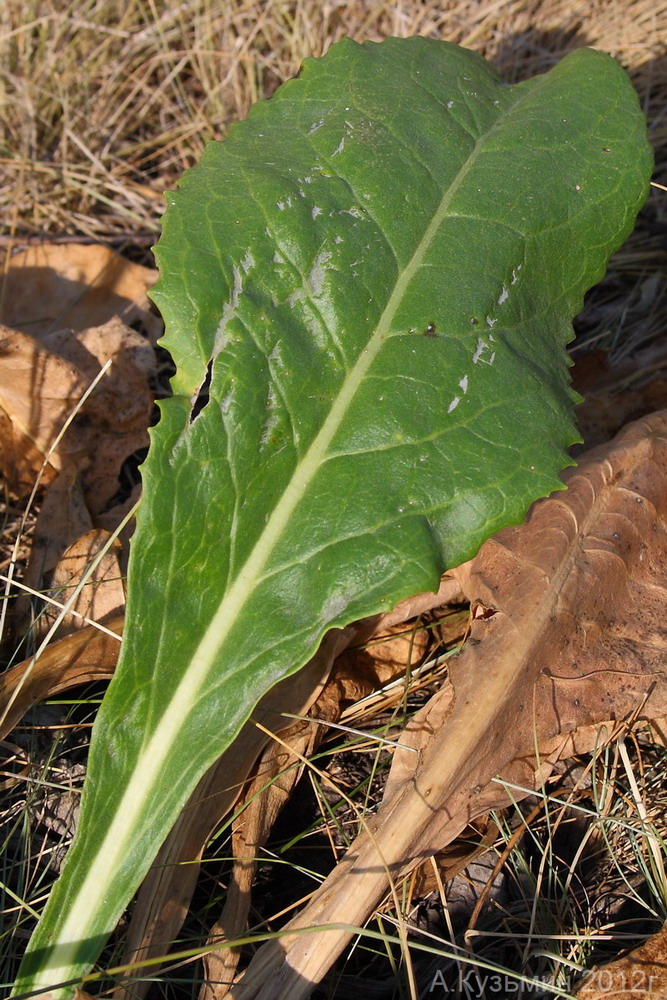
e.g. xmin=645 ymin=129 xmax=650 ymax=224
xmin=14 ymin=37 xmax=650 ymax=998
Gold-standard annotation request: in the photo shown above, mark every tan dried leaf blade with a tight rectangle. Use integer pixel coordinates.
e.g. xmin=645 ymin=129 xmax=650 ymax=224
xmin=114 ymin=620 xmax=433 ymax=1000
xmin=574 ymin=920 xmax=667 ymax=998
xmin=0 ymin=613 xmax=123 ymax=741
xmin=231 ymin=410 xmax=667 ymax=999
xmin=0 ymin=316 xmax=154 ymax=508
xmin=1 ymin=244 xmax=160 ymax=342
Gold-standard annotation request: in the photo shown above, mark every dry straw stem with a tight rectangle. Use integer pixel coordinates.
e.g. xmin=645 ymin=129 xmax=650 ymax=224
xmin=1 ymin=0 xmax=666 ymax=242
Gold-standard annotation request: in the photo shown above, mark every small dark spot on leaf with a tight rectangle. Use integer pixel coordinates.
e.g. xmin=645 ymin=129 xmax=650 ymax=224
xmin=424 ymin=322 xmax=437 ymax=337
xmin=469 ymin=317 xmax=478 ymax=325
xmin=602 ymin=146 xmax=611 ymax=152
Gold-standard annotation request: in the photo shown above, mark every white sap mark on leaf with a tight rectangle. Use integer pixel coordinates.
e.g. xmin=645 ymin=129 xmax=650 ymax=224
xmin=213 ymin=263 xmax=244 ymax=352
xmin=472 ymin=338 xmax=495 ymax=365
xmin=260 ymin=415 xmax=279 ymax=448
xmin=273 ymin=251 xmax=284 ymax=264
xmin=334 ymin=235 xmax=343 ymax=244
xmin=308 ymin=119 xmax=325 ymax=135
xmin=332 ymin=137 xmax=345 ymax=156
xmin=268 ymin=342 xmax=281 ymax=363
xmin=446 ymin=100 xmax=454 ymax=109
xmin=459 ymin=375 xmax=469 ymax=393
xmin=486 ymin=316 xmax=497 ymax=328
xmin=241 ymin=251 xmax=254 ymax=274
xmin=321 ymin=594 xmax=350 ymax=623
xmin=342 ymin=206 xmax=365 ymax=219
xmin=277 ymin=201 xmax=285 ymax=211
xmin=497 ymin=285 xmax=508 ymax=305
xmin=312 ymin=205 xmax=322 ymax=219
xmin=260 ymin=385 xmax=280 ymax=448
xmin=511 ymin=264 xmax=522 ymax=285
xmin=574 ymin=184 xmax=581 ymax=191
xmin=309 ymin=250 xmax=333 ymax=297
xmin=448 ymin=396 xmax=461 ymax=413
xmin=221 ymin=392 xmax=232 ymax=414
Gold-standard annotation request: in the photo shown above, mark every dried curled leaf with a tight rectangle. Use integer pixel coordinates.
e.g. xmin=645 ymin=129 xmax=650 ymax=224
xmin=574 ymin=920 xmax=667 ymax=998
xmin=231 ymin=409 xmax=667 ymax=999
xmin=1 ymin=244 xmax=160 ymax=342
xmin=0 ymin=613 xmax=123 ymax=741
xmin=0 ymin=317 xmax=154 ymax=509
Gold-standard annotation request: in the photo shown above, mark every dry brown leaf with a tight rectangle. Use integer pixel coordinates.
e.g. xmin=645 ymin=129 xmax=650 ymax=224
xmin=1 ymin=244 xmax=160 ymax=343
xmin=114 ymin=619 xmax=432 ymax=1000
xmin=230 ymin=409 xmax=667 ymax=999
xmin=199 ymin=621 xmax=431 ymax=1000
xmin=111 ymin=626 xmax=356 ymax=1000
xmin=0 ymin=612 xmax=123 ymax=740
xmin=407 ymin=818 xmax=499 ymax=900
xmin=0 ymin=324 xmax=90 ymax=493
xmin=573 ymin=342 xmax=667 ymax=450
xmin=21 ymin=465 xmax=93 ymax=588
xmin=574 ymin=920 xmax=667 ymax=998
xmin=0 ymin=316 xmax=153 ymax=511
xmin=199 ymin=723 xmax=319 ymax=1000
xmin=93 ymin=483 xmax=142 ymax=573
xmin=45 ymin=529 xmax=125 ymax=638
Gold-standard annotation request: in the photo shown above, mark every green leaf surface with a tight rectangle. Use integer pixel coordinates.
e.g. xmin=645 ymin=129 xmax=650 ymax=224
xmin=14 ymin=37 xmax=651 ymax=998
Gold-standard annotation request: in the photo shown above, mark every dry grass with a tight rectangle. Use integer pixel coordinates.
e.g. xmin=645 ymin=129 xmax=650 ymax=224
xmin=2 ymin=0 xmax=667 ymax=242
